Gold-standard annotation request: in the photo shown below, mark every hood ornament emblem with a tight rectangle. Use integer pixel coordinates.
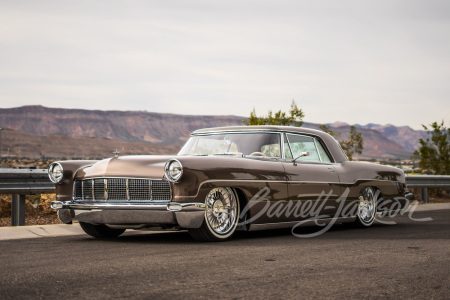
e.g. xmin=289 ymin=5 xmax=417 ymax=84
xmin=113 ymin=148 xmax=120 ymax=159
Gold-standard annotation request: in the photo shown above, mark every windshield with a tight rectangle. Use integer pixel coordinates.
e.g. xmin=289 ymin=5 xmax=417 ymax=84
xmin=178 ymin=132 xmax=281 ymax=158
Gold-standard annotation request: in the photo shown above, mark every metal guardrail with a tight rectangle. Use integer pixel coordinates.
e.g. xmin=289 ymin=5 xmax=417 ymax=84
xmin=0 ymin=169 xmax=449 ymax=226
xmin=405 ymin=175 xmax=450 ymax=203
xmin=0 ymin=169 xmax=55 ymax=226
xmin=405 ymin=175 xmax=450 ymax=188
xmin=0 ymin=169 xmax=55 ymax=194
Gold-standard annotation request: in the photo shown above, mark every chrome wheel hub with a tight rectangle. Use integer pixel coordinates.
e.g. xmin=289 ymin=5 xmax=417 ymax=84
xmin=359 ymin=189 xmax=376 ymax=224
xmin=212 ymin=200 xmax=225 ymax=218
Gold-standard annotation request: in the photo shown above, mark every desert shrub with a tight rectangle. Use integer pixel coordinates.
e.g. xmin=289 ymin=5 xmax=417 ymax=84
xmin=0 ymin=194 xmax=57 ymax=218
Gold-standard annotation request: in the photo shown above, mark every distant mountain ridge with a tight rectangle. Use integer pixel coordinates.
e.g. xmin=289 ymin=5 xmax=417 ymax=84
xmin=356 ymin=124 xmax=427 ymax=152
xmin=0 ymin=105 xmax=243 ymax=146
xmin=0 ymin=128 xmax=179 ymax=159
xmin=0 ymin=105 xmax=428 ymax=159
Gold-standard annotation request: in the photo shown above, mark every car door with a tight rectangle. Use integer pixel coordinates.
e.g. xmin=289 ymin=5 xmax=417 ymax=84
xmin=281 ymin=133 xmax=342 ymax=221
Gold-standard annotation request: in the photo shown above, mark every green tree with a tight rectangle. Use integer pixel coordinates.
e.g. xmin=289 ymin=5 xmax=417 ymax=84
xmin=412 ymin=121 xmax=450 ymax=175
xmin=242 ymin=101 xmax=363 ymax=160
xmin=319 ymin=124 xmax=364 ymax=161
xmin=243 ymin=100 xmax=304 ymax=127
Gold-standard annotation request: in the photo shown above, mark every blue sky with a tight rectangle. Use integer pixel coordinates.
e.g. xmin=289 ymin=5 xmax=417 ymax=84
xmin=1 ymin=0 xmax=449 ymax=129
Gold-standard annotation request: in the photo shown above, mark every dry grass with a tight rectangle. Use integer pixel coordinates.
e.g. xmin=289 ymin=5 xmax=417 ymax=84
xmin=0 ymin=193 xmax=59 ymax=227
xmin=0 ymin=215 xmax=61 ymax=227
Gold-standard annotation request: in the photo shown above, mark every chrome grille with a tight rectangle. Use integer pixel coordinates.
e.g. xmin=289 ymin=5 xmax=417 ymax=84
xmin=129 ymin=179 xmax=150 ymax=200
xmin=83 ymin=179 xmax=93 ymax=200
xmin=74 ymin=180 xmax=82 ymax=199
xmin=73 ymin=178 xmax=171 ymax=202
xmin=152 ymin=180 xmax=172 ymax=201
xmin=94 ymin=179 xmax=105 ymax=200
xmin=107 ymin=178 xmax=127 ymax=200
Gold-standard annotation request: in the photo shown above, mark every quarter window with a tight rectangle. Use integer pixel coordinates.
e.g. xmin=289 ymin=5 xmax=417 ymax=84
xmin=285 ymin=134 xmax=332 ymax=163
xmin=316 ymin=141 xmax=332 ymax=163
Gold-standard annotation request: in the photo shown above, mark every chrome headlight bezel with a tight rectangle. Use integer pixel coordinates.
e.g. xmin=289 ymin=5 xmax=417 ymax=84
xmin=164 ymin=159 xmax=183 ymax=182
xmin=48 ymin=162 xmax=64 ymax=184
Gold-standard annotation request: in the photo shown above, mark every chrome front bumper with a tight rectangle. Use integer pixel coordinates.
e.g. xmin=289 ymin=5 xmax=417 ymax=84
xmin=51 ymin=201 xmax=206 ymax=229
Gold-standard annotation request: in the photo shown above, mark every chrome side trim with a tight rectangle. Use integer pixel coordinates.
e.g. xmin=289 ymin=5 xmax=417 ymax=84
xmin=70 ymin=203 xmax=168 ymax=210
xmin=167 ymin=202 xmax=206 ymax=211
xmin=198 ymin=178 xmax=402 ymax=185
xmin=247 ymin=216 xmax=357 ymax=231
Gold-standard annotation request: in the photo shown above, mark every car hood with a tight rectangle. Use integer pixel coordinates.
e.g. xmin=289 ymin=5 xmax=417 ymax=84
xmin=75 ymin=155 xmax=174 ymax=179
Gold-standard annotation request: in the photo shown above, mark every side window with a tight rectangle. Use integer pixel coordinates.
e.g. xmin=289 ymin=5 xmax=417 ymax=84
xmin=260 ymin=144 xmax=280 ymax=157
xmin=286 ymin=134 xmax=320 ymax=162
xmin=258 ymin=133 xmax=281 ymax=157
xmin=316 ymin=140 xmax=332 ymax=163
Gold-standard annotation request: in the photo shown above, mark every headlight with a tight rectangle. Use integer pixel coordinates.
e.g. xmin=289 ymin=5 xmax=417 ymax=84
xmin=165 ymin=159 xmax=183 ymax=182
xmin=48 ymin=162 xmax=64 ymax=183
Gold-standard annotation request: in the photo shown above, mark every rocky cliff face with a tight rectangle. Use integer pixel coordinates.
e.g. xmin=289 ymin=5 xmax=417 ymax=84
xmin=0 ymin=105 xmax=244 ymax=146
xmin=0 ymin=105 xmax=427 ymax=159
xmin=0 ymin=128 xmax=179 ymax=159
xmin=363 ymin=124 xmax=427 ymax=152
xmin=304 ymin=122 xmax=415 ymax=159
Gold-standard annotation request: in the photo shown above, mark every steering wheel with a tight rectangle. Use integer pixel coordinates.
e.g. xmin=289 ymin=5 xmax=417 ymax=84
xmin=249 ymin=152 xmax=266 ymax=157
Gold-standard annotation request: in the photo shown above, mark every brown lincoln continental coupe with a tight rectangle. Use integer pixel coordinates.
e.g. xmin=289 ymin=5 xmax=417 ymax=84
xmin=50 ymin=126 xmax=410 ymax=241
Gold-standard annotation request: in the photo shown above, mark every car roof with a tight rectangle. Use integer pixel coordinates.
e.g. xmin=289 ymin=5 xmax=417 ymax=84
xmin=191 ymin=125 xmax=348 ymax=163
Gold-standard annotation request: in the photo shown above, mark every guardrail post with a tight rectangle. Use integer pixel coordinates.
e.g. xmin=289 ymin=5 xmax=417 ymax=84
xmin=421 ymin=188 xmax=429 ymax=204
xmin=11 ymin=194 xmax=26 ymax=226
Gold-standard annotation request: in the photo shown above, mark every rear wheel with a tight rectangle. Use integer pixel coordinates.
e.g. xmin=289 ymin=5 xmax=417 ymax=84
xmin=188 ymin=187 xmax=240 ymax=242
xmin=79 ymin=222 xmax=126 ymax=238
xmin=355 ymin=187 xmax=377 ymax=227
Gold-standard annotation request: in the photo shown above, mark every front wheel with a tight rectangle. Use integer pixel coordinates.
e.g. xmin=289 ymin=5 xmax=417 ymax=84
xmin=188 ymin=187 xmax=240 ymax=242
xmin=79 ymin=222 xmax=126 ymax=238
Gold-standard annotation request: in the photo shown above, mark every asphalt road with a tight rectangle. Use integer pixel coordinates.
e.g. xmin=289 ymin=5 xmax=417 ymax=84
xmin=1 ymin=209 xmax=449 ymax=299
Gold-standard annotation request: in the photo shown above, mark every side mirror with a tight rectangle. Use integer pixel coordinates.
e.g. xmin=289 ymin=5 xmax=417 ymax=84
xmin=292 ymin=151 xmax=310 ymax=166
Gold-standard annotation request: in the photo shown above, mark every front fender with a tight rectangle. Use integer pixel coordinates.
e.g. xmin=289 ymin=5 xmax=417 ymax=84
xmin=52 ymin=160 xmax=98 ymax=201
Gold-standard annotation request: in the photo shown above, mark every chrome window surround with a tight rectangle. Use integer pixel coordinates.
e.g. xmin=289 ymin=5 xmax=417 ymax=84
xmin=285 ymin=133 xmax=320 ymax=162
xmin=313 ymin=138 xmax=322 ymax=162
xmin=285 ymin=133 xmax=333 ymax=163
xmin=189 ymin=129 xmax=337 ymax=163
xmin=73 ymin=177 xmax=172 ymax=202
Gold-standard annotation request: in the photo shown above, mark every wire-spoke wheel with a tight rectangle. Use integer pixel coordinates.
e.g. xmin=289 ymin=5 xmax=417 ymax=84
xmin=355 ymin=187 xmax=377 ymax=227
xmin=188 ymin=187 xmax=239 ymax=242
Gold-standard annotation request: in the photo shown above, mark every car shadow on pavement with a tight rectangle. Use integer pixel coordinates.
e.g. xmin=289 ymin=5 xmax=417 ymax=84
xmin=68 ymin=209 xmax=448 ymax=244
